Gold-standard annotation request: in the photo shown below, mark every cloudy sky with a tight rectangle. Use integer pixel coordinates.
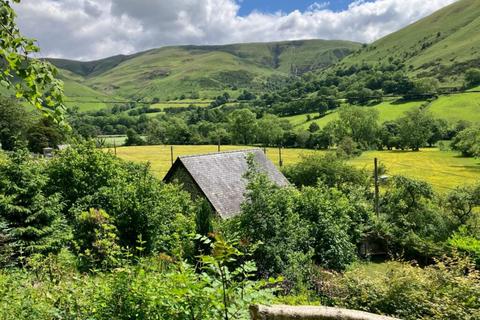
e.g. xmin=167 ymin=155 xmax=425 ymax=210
xmin=13 ymin=0 xmax=457 ymax=61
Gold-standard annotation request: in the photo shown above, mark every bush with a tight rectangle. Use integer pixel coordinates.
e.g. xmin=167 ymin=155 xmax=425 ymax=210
xmin=323 ymin=257 xmax=480 ymax=320
xmin=47 ymin=141 xmax=126 ymax=212
xmin=0 ymin=236 xmax=276 ymax=320
xmin=73 ymin=208 xmax=122 ymax=270
xmin=296 ymin=186 xmax=364 ymax=270
xmin=70 ymin=163 xmax=195 ymax=257
xmin=465 ymin=68 xmax=480 ymax=87
xmin=283 ymin=153 xmax=370 ymax=189
xmin=448 ymin=226 xmax=480 ymax=267
xmin=0 ymin=150 xmax=70 ymax=265
xmin=451 ymin=126 xmax=480 ymax=157
xmin=47 ymin=143 xmax=195 ymax=257
xmin=239 ymin=159 xmax=312 ymax=285
xmin=377 ymin=176 xmax=452 ymax=259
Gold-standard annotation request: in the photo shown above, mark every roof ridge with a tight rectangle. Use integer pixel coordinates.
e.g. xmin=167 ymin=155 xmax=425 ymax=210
xmin=178 ymin=148 xmax=263 ymax=159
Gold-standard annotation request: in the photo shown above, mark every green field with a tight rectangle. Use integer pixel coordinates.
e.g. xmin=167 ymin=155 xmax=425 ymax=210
xmin=107 ymin=145 xmax=316 ymax=178
xmin=109 ymin=145 xmax=480 ymax=190
xmin=285 ymin=91 xmax=480 ymax=130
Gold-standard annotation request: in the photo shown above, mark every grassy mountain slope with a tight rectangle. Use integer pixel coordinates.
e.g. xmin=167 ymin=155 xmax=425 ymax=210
xmin=49 ymin=40 xmax=360 ymax=102
xmin=58 ymin=69 xmax=115 ymax=111
xmin=341 ymin=0 xmax=480 ymax=85
xmin=286 ymin=89 xmax=480 ymax=130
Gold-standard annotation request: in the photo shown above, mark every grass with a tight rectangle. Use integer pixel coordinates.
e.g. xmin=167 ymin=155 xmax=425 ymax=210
xmin=49 ymin=40 xmax=360 ymax=102
xmin=285 ymin=99 xmax=424 ymax=129
xmin=284 ymin=91 xmax=480 ymax=130
xmin=350 ymin=148 xmax=480 ymax=191
xmin=107 ymin=145 xmax=317 ymax=178
xmin=428 ymin=91 xmax=480 ymax=123
xmin=98 ymin=135 xmax=128 ymax=147
xmin=109 ymin=145 xmax=480 ymax=190
xmin=340 ymin=0 xmax=480 ymax=86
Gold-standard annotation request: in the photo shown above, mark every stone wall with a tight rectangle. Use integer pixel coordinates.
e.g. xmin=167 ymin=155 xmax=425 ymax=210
xmin=250 ymin=305 xmax=400 ymax=320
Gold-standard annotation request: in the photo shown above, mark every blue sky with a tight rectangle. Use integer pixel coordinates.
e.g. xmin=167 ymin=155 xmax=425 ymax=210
xmin=238 ymin=0 xmax=358 ymax=15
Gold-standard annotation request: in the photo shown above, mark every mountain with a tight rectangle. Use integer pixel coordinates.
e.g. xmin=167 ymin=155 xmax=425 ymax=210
xmin=340 ymin=0 xmax=480 ymax=85
xmin=50 ymin=39 xmax=361 ymax=107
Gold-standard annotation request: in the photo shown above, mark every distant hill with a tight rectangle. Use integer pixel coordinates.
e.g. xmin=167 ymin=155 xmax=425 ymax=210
xmin=340 ymin=0 xmax=480 ymax=85
xmin=49 ymin=39 xmax=360 ymax=106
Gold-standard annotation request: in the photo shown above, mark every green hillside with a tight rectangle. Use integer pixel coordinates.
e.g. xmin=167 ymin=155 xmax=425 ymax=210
xmin=286 ymin=90 xmax=480 ymax=130
xmin=340 ymin=0 xmax=480 ymax=85
xmin=57 ymin=69 xmax=117 ymax=111
xmin=48 ymin=39 xmax=360 ymax=103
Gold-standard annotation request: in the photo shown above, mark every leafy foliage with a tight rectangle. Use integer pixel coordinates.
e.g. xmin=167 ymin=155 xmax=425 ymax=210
xmin=323 ymin=257 xmax=480 ymax=320
xmin=0 ymin=0 xmax=66 ymax=123
xmin=73 ymin=208 xmax=122 ymax=270
xmin=283 ymin=153 xmax=370 ymax=189
xmin=0 ymin=150 xmax=69 ymax=265
xmin=377 ymin=176 xmax=452 ymax=258
xmin=451 ymin=125 xmax=480 ymax=157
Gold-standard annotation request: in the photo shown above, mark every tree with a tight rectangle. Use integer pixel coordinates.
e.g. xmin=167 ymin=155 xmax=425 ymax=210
xmin=228 ymin=109 xmax=257 ymax=145
xmin=409 ymin=78 xmax=439 ymax=98
xmin=239 ymin=159 xmax=311 ymax=282
xmin=427 ymin=118 xmax=448 ymax=147
xmin=0 ymin=97 xmax=32 ymax=150
xmin=27 ymin=117 xmax=65 ymax=153
xmin=146 ymin=119 xmax=167 ymax=145
xmin=397 ymin=108 xmax=435 ymax=151
xmin=346 ymin=88 xmax=381 ymax=105
xmin=124 ymin=128 xmax=144 ymax=146
xmin=445 ymin=184 xmax=480 ymax=226
xmin=0 ymin=0 xmax=66 ymax=124
xmin=194 ymin=199 xmax=214 ymax=256
xmin=378 ymin=176 xmax=451 ymax=258
xmin=0 ymin=149 xmax=70 ymax=265
xmin=256 ymin=114 xmax=284 ymax=146
xmin=47 ymin=143 xmax=195 ymax=256
xmin=331 ymin=105 xmax=380 ymax=149
xmin=465 ymin=68 xmax=480 ymax=88
xmin=282 ymin=153 xmax=369 ymax=189
xmin=306 ymin=129 xmax=331 ymax=149
xmin=308 ymin=122 xmax=320 ymax=133
xmin=451 ymin=126 xmax=480 ymax=157
xmin=296 ymin=186 xmax=361 ymax=270
xmin=379 ymin=121 xmax=401 ymax=150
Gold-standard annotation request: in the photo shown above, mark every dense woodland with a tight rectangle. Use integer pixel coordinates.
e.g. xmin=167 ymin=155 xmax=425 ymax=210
xmin=1 ymin=0 xmax=480 ymax=319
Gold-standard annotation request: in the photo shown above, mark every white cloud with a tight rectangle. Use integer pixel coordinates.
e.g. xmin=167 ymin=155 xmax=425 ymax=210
xmin=13 ymin=0 xmax=457 ymax=60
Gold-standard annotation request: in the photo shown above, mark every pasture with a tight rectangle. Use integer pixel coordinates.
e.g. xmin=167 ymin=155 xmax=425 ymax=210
xmin=109 ymin=145 xmax=480 ymax=190
xmin=285 ymin=91 xmax=480 ymax=130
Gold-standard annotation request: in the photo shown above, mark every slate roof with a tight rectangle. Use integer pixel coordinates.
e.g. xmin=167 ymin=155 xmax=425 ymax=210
xmin=163 ymin=149 xmax=289 ymax=219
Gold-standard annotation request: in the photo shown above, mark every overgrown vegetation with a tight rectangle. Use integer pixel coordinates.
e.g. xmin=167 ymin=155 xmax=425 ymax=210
xmin=2 ymin=1 xmax=480 ymax=318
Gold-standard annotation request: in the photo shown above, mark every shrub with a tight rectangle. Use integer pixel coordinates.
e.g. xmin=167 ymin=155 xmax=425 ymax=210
xmin=73 ymin=208 xmax=122 ymax=270
xmin=323 ymin=257 xmax=480 ymax=320
xmin=378 ymin=176 xmax=452 ymax=259
xmin=451 ymin=126 xmax=480 ymax=157
xmin=71 ymin=164 xmax=195 ymax=257
xmin=283 ymin=153 xmax=370 ymax=189
xmin=47 ymin=142 xmax=195 ymax=258
xmin=0 ymin=150 xmax=70 ymax=265
xmin=239 ymin=159 xmax=312 ymax=285
xmin=0 ymin=236 xmax=276 ymax=320
xmin=465 ymin=68 xmax=480 ymax=87
xmin=448 ymin=226 xmax=480 ymax=267
xmin=296 ymin=186 xmax=363 ymax=270
xmin=46 ymin=141 xmax=126 ymax=212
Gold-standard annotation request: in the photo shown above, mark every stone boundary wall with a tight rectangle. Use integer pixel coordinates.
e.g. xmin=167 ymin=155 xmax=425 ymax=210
xmin=250 ymin=305 xmax=401 ymax=320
